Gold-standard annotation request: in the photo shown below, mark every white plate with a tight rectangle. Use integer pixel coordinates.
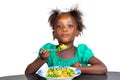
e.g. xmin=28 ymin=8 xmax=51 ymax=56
xmin=37 ymin=66 xmax=81 ymax=80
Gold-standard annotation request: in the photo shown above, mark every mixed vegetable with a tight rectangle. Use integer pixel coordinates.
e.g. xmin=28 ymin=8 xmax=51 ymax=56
xmin=56 ymin=44 xmax=69 ymax=51
xmin=46 ymin=67 xmax=75 ymax=78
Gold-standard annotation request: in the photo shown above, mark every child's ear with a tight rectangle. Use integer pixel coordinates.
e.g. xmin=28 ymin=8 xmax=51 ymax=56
xmin=75 ymin=30 xmax=80 ymax=37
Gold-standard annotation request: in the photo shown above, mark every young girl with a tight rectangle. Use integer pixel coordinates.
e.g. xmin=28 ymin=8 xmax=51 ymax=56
xmin=25 ymin=7 xmax=107 ymax=74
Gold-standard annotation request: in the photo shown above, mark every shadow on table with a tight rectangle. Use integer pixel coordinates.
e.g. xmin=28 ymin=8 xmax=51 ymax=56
xmin=25 ymin=74 xmax=46 ymax=80
xmin=74 ymin=73 xmax=107 ymax=80
xmin=25 ymin=73 xmax=107 ymax=80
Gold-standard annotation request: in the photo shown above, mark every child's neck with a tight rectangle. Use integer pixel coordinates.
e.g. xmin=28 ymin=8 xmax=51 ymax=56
xmin=56 ymin=44 xmax=76 ymax=60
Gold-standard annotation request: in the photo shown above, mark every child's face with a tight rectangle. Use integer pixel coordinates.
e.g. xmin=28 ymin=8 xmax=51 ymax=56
xmin=53 ymin=14 xmax=80 ymax=43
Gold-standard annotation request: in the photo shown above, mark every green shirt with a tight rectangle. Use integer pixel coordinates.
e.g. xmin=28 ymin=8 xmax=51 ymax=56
xmin=38 ymin=43 xmax=94 ymax=67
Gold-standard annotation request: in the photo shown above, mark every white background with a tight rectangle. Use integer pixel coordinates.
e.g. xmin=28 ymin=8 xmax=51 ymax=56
xmin=0 ymin=0 xmax=120 ymax=77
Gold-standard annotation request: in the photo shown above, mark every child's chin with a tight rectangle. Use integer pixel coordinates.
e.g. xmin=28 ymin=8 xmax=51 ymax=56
xmin=61 ymin=40 xmax=70 ymax=43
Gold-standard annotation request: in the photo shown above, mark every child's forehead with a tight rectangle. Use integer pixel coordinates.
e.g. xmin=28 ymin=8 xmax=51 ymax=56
xmin=57 ymin=13 xmax=75 ymax=21
xmin=59 ymin=13 xmax=70 ymax=18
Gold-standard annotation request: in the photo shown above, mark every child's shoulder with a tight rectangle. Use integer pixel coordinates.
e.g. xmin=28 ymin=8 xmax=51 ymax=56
xmin=77 ymin=43 xmax=91 ymax=51
xmin=77 ymin=43 xmax=88 ymax=48
xmin=77 ymin=43 xmax=93 ymax=55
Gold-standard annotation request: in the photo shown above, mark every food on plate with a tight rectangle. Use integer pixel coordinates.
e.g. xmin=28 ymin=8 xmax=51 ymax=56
xmin=46 ymin=67 xmax=75 ymax=78
xmin=56 ymin=44 xmax=69 ymax=51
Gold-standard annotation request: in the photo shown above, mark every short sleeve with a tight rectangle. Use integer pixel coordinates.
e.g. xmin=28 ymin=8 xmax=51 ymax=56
xmin=77 ymin=44 xmax=94 ymax=66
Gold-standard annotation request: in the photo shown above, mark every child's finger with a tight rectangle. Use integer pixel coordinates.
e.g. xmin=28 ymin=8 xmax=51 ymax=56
xmin=77 ymin=62 xmax=82 ymax=67
xmin=44 ymin=51 xmax=50 ymax=56
xmin=43 ymin=50 xmax=47 ymax=53
xmin=40 ymin=50 xmax=44 ymax=54
xmin=40 ymin=50 xmax=47 ymax=54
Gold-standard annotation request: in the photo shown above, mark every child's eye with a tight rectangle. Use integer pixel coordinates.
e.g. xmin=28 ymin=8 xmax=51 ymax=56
xmin=68 ymin=25 xmax=73 ymax=28
xmin=56 ymin=25 xmax=62 ymax=28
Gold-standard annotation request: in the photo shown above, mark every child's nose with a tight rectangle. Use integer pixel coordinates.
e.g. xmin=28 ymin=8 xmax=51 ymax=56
xmin=62 ymin=26 xmax=68 ymax=32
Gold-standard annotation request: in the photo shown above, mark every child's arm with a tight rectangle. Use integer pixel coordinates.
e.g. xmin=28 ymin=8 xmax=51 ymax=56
xmin=25 ymin=50 xmax=50 ymax=74
xmin=72 ymin=56 xmax=107 ymax=74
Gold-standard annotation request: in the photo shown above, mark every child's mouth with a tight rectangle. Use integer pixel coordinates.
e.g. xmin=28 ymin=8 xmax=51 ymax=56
xmin=61 ymin=34 xmax=70 ymax=37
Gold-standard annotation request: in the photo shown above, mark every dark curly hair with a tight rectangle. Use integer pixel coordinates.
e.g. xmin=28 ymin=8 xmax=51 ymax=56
xmin=48 ymin=7 xmax=85 ymax=33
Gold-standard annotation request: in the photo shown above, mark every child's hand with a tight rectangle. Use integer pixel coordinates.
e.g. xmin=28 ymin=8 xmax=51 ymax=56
xmin=71 ymin=62 xmax=82 ymax=68
xmin=39 ymin=50 xmax=50 ymax=60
